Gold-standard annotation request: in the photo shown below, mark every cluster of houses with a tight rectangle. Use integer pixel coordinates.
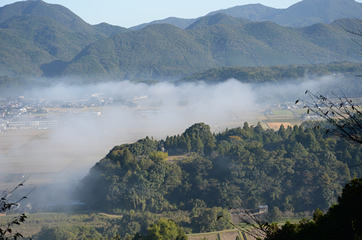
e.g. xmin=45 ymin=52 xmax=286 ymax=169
xmin=0 ymin=97 xmax=57 ymax=131
xmin=0 ymin=93 xmax=146 ymax=132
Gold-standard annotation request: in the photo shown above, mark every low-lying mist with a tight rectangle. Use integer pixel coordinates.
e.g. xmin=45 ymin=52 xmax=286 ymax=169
xmin=0 ymin=75 xmax=345 ymax=211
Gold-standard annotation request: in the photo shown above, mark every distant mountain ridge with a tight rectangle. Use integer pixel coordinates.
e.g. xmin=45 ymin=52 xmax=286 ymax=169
xmin=268 ymin=0 xmax=362 ymax=27
xmin=0 ymin=1 xmax=128 ymax=36
xmin=207 ymin=4 xmax=282 ymax=22
xmin=130 ymin=17 xmax=197 ymax=31
xmin=186 ymin=13 xmax=249 ymax=30
xmin=132 ymin=0 xmax=362 ymax=29
xmin=61 ymin=17 xmax=362 ymax=80
xmin=0 ymin=0 xmax=362 ymax=81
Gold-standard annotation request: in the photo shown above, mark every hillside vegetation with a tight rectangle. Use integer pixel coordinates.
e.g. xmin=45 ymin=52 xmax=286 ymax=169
xmin=62 ymin=18 xmax=362 ymax=79
xmin=72 ymin=122 xmax=361 ymax=238
xmin=25 ymin=122 xmax=360 ymax=239
xmin=0 ymin=1 xmax=362 ymax=80
xmin=2 ymin=122 xmax=358 ymax=239
xmin=0 ymin=1 xmax=127 ymax=77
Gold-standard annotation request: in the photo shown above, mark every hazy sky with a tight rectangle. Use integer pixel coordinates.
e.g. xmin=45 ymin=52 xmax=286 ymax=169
xmin=0 ymin=0 xmax=310 ymax=28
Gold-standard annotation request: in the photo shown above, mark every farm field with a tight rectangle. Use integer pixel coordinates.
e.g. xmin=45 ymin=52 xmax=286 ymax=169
xmin=0 ymin=128 xmax=107 ymax=186
xmin=263 ymin=108 xmax=303 ymax=130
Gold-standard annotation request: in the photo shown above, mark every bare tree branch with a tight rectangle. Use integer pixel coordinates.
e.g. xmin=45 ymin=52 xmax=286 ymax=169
xmin=0 ymin=178 xmax=34 ymax=240
xmin=218 ymin=203 xmax=273 ymax=240
xmin=297 ymin=91 xmax=362 ymax=144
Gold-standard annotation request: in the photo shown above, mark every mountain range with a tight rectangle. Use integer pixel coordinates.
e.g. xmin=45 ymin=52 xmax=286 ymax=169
xmin=131 ymin=0 xmax=362 ymax=30
xmin=0 ymin=0 xmax=361 ymax=82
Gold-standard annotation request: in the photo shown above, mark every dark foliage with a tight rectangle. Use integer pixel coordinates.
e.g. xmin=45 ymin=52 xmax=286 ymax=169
xmin=80 ymin=122 xmax=360 ymax=216
xmin=135 ymin=218 xmax=188 ymax=240
xmin=265 ymin=178 xmax=362 ymax=240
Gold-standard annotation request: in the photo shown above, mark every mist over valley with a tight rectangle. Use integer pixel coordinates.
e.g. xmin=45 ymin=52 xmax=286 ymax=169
xmin=0 ymin=73 xmax=356 ymax=210
xmin=0 ymin=0 xmax=361 ymax=239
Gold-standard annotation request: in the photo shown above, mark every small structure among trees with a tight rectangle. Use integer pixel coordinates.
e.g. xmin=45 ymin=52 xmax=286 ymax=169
xmin=258 ymin=205 xmax=268 ymax=214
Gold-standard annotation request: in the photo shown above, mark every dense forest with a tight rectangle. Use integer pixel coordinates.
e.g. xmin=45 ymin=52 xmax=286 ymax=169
xmin=55 ymin=122 xmax=360 ymax=238
xmin=264 ymin=177 xmax=362 ymax=240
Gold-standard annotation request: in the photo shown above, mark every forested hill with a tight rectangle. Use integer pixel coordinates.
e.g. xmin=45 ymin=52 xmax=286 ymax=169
xmin=60 ymin=18 xmax=362 ymax=79
xmin=1 ymin=1 xmax=362 ymax=80
xmin=80 ymin=122 xmax=361 ymax=217
xmin=0 ymin=0 xmax=127 ymax=77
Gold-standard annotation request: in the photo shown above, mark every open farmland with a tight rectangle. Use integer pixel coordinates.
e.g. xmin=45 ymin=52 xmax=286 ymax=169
xmin=263 ymin=108 xmax=303 ymax=129
xmin=0 ymin=126 xmax=144 ymax=187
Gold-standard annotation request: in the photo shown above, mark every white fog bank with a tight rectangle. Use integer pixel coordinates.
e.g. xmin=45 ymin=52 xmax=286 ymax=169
xmin=0 ymin=76 xmax=343 ymax=206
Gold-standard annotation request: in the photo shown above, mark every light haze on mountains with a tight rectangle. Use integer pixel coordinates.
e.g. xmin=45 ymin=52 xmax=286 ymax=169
xmin=1 ymin=0 xmax=361 ymax=28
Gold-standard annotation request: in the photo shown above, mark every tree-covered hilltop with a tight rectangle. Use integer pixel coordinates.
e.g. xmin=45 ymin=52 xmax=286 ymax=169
xmin=80 ymin=122 xmax=361 ymax=215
